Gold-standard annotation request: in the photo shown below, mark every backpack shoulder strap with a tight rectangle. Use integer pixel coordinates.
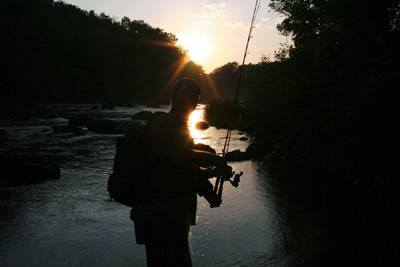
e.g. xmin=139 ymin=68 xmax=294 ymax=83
xmin=135 ymin=111 xmax=168 ymax=205
xmin=144 ymin=111 xmax=172 ymax=141
xmin=145 ymin=111 xmax=164 ymax=135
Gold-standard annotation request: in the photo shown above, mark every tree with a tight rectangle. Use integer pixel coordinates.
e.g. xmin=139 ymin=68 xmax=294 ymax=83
xmin=209 ymin=62 xmax=239 ymax=99
xmin=246 ymin=0 xmax=400 ymax=180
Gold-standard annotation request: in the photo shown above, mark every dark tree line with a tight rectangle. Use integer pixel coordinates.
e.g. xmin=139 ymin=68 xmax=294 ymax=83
xmin=245 ymin=0 xmax=400 ymax=185
xmin=0 ymin=0 xmax=251 ymax=104
xmin=1 ymin=0 xmax=210 ymax=103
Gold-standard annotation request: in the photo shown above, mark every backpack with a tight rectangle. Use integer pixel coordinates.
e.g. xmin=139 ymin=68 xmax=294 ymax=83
xmin=107 ymin=112 xmax=161 ymax=207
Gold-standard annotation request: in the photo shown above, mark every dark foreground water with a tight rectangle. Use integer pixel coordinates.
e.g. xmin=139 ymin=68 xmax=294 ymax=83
xmin=0 ymin=104 xmax=397 ymax=266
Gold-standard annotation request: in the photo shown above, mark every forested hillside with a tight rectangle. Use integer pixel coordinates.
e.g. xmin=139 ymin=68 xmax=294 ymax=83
xmin=1 ymin=0 xmax=207 ymax=103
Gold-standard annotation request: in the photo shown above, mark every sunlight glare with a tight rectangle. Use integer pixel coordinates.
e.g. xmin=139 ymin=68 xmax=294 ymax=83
xmin=177 ymin=32 xmax=213 ymax=65
xmin=188 ymin=107 xmax=206 ymax=142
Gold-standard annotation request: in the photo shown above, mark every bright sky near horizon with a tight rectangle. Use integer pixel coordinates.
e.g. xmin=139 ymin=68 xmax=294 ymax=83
xmin=63 ymin=0 xmax=289 ymax=73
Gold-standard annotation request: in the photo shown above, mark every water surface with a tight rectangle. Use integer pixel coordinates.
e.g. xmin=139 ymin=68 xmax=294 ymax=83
xmin=0 ymin=104 xmax=334 ymax=266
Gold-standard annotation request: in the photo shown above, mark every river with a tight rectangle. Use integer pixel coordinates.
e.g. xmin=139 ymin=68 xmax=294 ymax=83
xmin=0 ymin=104 xmax=394 ymax=266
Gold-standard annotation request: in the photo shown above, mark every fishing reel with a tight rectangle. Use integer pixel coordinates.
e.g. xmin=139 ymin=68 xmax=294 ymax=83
xmin=198 ymin=160 xmax=243 ymax=208
xmin=210 ymin=162 xmax=243 ymax=208
xmin=214 ymin=169 xmax=243 ymax=192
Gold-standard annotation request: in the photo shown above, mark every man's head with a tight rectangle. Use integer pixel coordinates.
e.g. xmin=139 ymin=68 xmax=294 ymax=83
xmin=169 ymin=78 xmax=201 ymax=117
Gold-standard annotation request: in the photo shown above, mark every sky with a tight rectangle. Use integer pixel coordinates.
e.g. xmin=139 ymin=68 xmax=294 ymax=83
xmin=63 ymin=0 xmax=289 ymax=73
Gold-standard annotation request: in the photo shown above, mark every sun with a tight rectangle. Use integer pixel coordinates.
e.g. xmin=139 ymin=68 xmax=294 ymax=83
xmin=177 ymin=32 xmax=213 ymax=64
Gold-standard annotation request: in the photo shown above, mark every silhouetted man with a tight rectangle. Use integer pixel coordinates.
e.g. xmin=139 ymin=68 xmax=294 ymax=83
xmin=131 ymin=77 xmax=230 ymax=267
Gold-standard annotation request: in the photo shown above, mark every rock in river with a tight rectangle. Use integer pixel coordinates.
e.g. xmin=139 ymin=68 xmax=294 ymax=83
xmin=195 ymin=121 xmax=209 ymax=130
xmin=52 ymin=125 xmax=87 ymax=135
xmin=68 ymin=116 xmax=94 ymax=126
xmin=0 ymin=157 xmax=60 ymax=186
xmin=225 ymin=150 xmax=250 ymax=162
xmin=246 ymin=143 xmax=269 ymax=159
xmin=225 ymin=143 xmax=270 ymax=162
xmin=132 ymin=111 xmax=154 ymax=121
xmin=87 ymin=119 xmax=123 ymax=134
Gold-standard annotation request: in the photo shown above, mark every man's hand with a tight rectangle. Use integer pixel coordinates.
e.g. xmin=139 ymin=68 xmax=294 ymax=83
xmin=214 ymin=163 xmax=233 ymax=179
xmin=200 ymin=163 xmax=233 ymax=179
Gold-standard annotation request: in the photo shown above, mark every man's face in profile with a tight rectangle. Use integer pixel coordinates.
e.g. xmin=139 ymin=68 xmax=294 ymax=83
xmin=171 ymin=90 xmax=200 ymax=118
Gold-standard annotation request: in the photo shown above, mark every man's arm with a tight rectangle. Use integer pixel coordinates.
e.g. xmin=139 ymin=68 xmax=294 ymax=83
xmin=168 ymin=148 xmax=223 ymax=167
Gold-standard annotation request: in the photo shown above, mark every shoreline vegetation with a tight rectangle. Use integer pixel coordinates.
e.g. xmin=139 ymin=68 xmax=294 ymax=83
xmin=2 ymin=1 xmax=399 ymax=196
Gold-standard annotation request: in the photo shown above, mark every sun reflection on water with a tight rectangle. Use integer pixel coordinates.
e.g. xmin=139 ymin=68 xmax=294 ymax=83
xmin=188 ymin=105 xmax=207 ymax=142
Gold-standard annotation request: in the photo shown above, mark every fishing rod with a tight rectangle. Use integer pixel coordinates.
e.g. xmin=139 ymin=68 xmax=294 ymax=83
xmin=213 ymin=0 xmax=262 ymax=203
xmin=223 ymin=0 xmax=261 ymax=155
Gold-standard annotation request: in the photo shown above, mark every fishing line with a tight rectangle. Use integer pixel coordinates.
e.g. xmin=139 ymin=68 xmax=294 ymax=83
xmin=212 ymin=0 xmax=261 ymax=203
xmin=222 ymin=0 xmax=261 ymax=156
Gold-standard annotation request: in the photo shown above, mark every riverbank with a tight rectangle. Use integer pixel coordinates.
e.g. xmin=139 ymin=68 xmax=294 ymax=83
xmin=204 ymin=99 xmax=398 ymax=194
xmin=204 ymin=100 xmax=399 ymax=265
